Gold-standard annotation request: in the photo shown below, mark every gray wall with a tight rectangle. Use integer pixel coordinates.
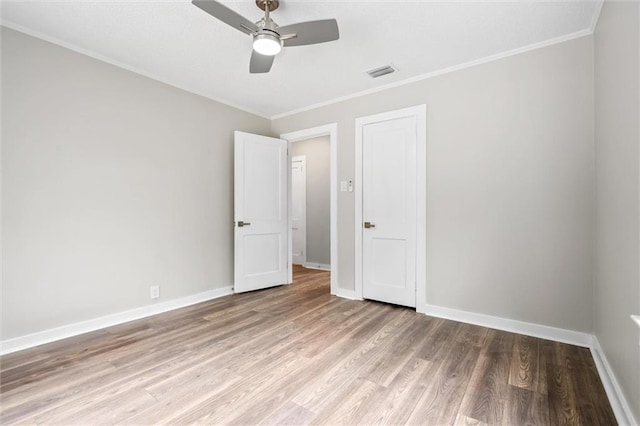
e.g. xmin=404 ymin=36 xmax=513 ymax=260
xmin=272 ymin=36 xmax=595 ymax=333
xmin=291 ymin=136 xmax=330 ymax=267
xmin=1 ymin=28 xmax=271 ymax=339
xmin=594 ymin=1 xmax=640 ymax=422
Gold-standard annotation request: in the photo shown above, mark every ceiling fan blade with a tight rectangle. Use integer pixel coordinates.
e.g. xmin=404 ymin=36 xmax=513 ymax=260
xmin=279 ymin=19 xmax=339 ymax=47
xmin=250 ymin=50 xmax=275 ymax=74
xmin=192 ymin=0 xmax=258 ymax=35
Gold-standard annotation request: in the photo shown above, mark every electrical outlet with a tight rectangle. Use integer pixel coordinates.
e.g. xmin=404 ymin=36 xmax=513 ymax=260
xmin=150 ymin=285 xmax=160 ymax=299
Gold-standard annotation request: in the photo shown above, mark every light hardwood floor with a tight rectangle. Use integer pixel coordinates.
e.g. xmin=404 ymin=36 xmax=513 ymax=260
xmin=1 ymin=266 xmax=616 ymax=425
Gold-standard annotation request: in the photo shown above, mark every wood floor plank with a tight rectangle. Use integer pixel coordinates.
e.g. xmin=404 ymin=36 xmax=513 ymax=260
xmin=258 ymin=401 xmax=316 ymax=426
xmin=0 ymin=265 xmax=617 ymax=425
xmin=457 ymin=329 xmax=514 ymax=424
xmin=42 ymin=386 xmax=156 ymax=425
xmin=0 ymin=359 xmax=118 ymax=423
xmin=144 ymin=366 xmax=242 ymax=402
xmin=358 ymin=357 xmax=433 ymax=425
xmin=292 ymin=309 xmax=415 ymax=413
xmin=310 ymin=378 xmax=383 ymax=425
xmin=13 ymin=340 xmax=239 ymax=424
xmin=455 ymin=413 xmax=490 ymax=425
xmin=358 ymin=315 xmax=433 ymax=387
xmin=406 ymin=340 xmax=481 ymax=425
xmin=414 ymin=317 xmax=459 ymax=363
xmin=508 ymin=334 xmax=547 ymax=394
xmin=118 ymin=368 xmax=243 ymax=425
xmin=164 ymin=351 xmax=310 ymax=425
xmin=574 ymin=346 xmax=617 ymax=425
xmin=455 ymin=322 xmax=490 ymax=347
xmin=564 ymin=343 xmax=617 ymax=426
xmin=0 ymin=329 xmax=150 ymax=393
xmin=504 ymin=385 xmax=550 ymax=426
xmin=224 ymin=338 xmax=359 ymax=425
xmin=544 ymin=340 xmax=583 ymax=425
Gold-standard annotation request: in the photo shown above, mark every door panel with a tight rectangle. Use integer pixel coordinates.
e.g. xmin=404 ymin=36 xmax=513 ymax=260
xmin=243 ymin=233 xmax=281 ymax=276
xmin=372 ymin=238 xmax=407 ymax=289
xmin=234 ymin=131 xmax=288 ymax=293
xmin=291 ymin=156 xmax=306 ymax=265
xmin=243 ymin=141 xmax=282 ymax=221
xmin=362 ymin=116 xmax=417 ymax=307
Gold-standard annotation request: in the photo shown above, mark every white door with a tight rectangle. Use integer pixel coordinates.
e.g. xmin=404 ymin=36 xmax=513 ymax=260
xmin=234 ymin=131 xmax=289 ymax=293
xmin=291 ymin=156 xmax=307 ymax=265
xmin=361 ymin=115 xmax=417 ymax=307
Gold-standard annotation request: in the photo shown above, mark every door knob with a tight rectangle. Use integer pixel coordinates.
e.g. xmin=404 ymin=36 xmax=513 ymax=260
xmin=237 ymin=221 xmax=251 ymax=227
xmin=364 ymin=221 xmax=376 ymax=229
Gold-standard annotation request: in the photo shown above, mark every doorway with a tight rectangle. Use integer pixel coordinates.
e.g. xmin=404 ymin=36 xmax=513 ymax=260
xmin=291 ymin=156 xmax=307 ymax=266
xmin=281 ymin=123 xmax=338 ymax=294
xmin=291 ymin=139 xmax=330 ymax=272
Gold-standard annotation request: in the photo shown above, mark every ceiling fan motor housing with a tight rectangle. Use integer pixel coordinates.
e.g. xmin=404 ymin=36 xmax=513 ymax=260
xmin=258 ymin=17 xmax=279 ymax=32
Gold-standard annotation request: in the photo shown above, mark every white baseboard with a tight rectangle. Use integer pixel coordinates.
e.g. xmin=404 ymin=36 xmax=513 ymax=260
xmin=3 ymin=287 xmax=636 ymax=426
xmin=333 ymin=287 xmax=360 ymax=301
xmin=416 ymin=303 xmax=640 ymax=424
xmin=417 ymin=302 xmax=592 ymax=347
xmin=0 ymin=286 xmax=233 ymax=356
xmin=590 ymin=336 xmax=638 ymax=426
xmin=303 ymin=263 xmax=331 ymax=271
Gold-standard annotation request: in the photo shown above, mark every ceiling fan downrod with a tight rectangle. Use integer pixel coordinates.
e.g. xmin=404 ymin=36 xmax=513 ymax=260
xmin=256 ymin=0 xmax=279 ymax=13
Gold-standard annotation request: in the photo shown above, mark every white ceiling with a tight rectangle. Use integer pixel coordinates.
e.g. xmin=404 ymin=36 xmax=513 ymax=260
xmin=1 ymin=1 xmax=600 ymax=118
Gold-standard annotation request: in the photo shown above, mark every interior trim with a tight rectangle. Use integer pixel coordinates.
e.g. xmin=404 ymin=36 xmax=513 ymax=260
xmin=418 ymin=302 xmax=593 ymax=347
xmin=270 ymin=30 xmax=593 ymax=120
xmin=591 ymin=337 xmax=638 ymax=426
xmin=280 ymin=123 xmax=339 ymax=296
xmin=303 ymin=263 xmax=331 ymax=271
xmin=4 ymin=281 xmax=634 ymax=426
xmin=333 ymin=287 xmax=358 ymax=301
xmin=0 ymin=21 xmax=267 ymax=119
xmin=0 ymin=21 xmax=596 ymax=122
xmin=0 ymin=286 xmax=233 ymax=356
xmin=412 ymin=302 xmax=636 ymax=425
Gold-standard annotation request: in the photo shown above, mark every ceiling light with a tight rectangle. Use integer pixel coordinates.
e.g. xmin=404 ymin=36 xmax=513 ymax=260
xmin=253 ymin=32 xmax=282 ymax=56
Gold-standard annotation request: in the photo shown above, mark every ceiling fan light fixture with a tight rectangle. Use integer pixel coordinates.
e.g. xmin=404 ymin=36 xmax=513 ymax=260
xmin=192 ymin=0 xmax=339 ymax=73
xmin=253 ymin=32 xmax=282 ymax=56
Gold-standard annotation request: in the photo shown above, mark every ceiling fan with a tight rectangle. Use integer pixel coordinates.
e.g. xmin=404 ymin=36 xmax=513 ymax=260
xmin=192 ymin=0 xmax=339 ymax=74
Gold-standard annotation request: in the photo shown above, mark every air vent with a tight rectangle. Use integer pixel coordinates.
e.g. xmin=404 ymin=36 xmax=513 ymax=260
xmin=366 ymin=65 xmax=396 ymax=78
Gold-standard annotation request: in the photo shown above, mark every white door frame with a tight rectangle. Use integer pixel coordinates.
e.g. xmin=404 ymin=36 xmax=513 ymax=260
xmin=280 ymin=123 xmax=338 ymax=295
xmin=291 ymin=155 xmax=307 ymax=266
xmin=355 ymin=105 xmax=427 ymax=309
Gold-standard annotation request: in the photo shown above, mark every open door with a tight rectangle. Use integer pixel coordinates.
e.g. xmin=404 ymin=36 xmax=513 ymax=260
xmin=291 ymin=156 xmax=307 ymax=266
xmin=234 ymin=131 xmax=289 ymax=293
